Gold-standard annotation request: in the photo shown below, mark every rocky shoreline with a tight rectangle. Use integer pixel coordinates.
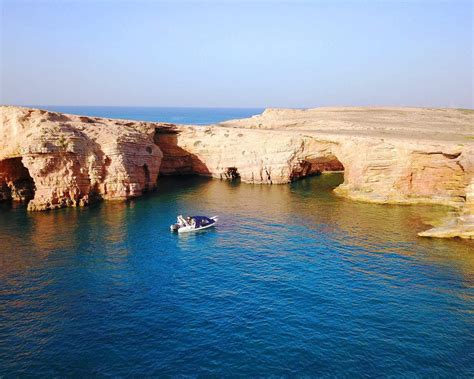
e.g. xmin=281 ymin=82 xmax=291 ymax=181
xmin=1 ymin=105 xmax=473 ymax=239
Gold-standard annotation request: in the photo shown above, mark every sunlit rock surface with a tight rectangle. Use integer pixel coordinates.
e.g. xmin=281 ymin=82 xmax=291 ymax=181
xmin=0 ymin=106 xmax=162 ymax=210
xmin=156 ymin=107 xmax=473 ymax=239
xmin=1 ymin=105 xmax=473 ymax=239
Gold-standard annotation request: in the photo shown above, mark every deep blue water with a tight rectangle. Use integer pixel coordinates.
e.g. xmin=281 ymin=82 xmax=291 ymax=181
xmin=27 ymin=106 xmax=264 ymax=124
xmin=1 ymin=175 xmax=473 ymax=377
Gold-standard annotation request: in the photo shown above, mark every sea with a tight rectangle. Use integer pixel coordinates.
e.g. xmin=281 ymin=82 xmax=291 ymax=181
xmin=27 ymin=105 xmax=265 ymax=125
xmin=1 ymin=107 xmax=473 ymax=377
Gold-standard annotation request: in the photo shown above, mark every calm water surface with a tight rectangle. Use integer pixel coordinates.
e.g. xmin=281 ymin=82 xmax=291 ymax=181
xmin=27 ymin=106 xmax=264 ymax=125
xmin=1 ymin=175 xmax=473 ymax=377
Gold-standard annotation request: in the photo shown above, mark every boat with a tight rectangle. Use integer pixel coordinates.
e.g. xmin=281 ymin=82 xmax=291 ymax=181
xmin=170 ymin=215 xmax=218 ymax=233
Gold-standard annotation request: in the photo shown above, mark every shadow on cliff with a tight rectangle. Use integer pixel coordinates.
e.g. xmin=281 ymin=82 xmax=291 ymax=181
xmin=289 ymin=154 xmax=345 ymax=184
xmin=153 ymin=125 xmax=212 ymax=178
xmin=0 ymin=157 xmax=36 ymax=204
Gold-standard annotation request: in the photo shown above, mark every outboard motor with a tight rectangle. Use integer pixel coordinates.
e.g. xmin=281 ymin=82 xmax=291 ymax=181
xmin=170 ymin=223 xmax=180 ymax=232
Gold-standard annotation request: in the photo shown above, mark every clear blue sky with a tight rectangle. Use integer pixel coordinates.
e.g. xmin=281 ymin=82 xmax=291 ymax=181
xmin=1 ymin=0 xmax=472 ymax=108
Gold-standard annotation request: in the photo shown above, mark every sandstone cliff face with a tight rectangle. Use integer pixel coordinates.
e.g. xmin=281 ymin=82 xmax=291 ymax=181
xmin=418 ymin=177 xmax=474 ymax=239
xmin=153 ymin=107 xmax=473 ymax=238
xmin=155 ymin=126 xmax=345 ymax=184
xmin=0 ymin=106 xmax=162 ymax=210
xmin=155 ymin=124 xmax=471 ymax=208
xmin=1 ymin=105 xmax=473 ymax=239
xmin=333 ymin=141 xmax=471 ymax=208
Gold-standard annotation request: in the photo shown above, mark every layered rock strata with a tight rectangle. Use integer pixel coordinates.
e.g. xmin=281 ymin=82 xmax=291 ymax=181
xmin=1 ymin=105 xmax=473 ymax=239
xmin=0 ymin=106 xmax=162 ymax=210
xmin=152 ymin=107 xmax=473 ymax=238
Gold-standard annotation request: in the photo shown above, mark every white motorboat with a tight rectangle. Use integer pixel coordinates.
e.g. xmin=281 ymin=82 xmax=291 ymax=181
xmin=170 ymin=215 xmax=218 ymax=233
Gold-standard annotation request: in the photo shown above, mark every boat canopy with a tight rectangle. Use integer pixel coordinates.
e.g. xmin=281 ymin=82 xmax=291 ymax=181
xmin=191 ymin=216 xmax=214 ymax=228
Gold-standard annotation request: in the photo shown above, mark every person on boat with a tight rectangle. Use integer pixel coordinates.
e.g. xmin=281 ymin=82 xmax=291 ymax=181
xmin=185 ymin=216 xmax=192 ymax=226
xmin=190 ymin=218 xmax=196 ymax=228
xmin=177 ymin=215 xmax=186 ymax=227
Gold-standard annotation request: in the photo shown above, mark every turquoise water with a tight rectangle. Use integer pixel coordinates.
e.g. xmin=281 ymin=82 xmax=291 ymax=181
xmin=1 ymin=174 xmax=473 ymax=376
xmin=27 ymin=106 xmax=265 ymax=124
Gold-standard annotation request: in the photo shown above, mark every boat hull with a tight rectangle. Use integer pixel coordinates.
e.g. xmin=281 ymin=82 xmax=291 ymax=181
xmin=177 ymin=221 xmax=216 ymax=233
xmin=171 ymin=216 xmax=218 ymax=233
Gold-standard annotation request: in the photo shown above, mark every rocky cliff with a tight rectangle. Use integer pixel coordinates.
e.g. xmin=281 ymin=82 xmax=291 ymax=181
xmin=1 ymin=105 xmax=473 ymax=239
xmin=0 ymin=106 xmax=162 ymax=210
xmin=152 ymin=107 xmax=473 ymax=239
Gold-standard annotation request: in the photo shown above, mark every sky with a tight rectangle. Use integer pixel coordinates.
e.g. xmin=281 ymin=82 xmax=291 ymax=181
xmin=1 ymin=0 xmax=473 ymax=108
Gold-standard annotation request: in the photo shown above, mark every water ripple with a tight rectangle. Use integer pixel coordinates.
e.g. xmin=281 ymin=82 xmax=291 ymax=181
xmin=1 ymin=175 xmax=473 ymax=376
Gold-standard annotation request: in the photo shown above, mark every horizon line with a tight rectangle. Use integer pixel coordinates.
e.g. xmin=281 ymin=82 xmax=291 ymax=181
xmin=3 ymin=104 xmax=473 ymax=111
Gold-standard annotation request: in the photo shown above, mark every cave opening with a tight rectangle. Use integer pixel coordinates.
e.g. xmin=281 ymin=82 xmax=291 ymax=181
xmin=224 ymin=167 xmax=241 ymax=181
xmin=0 ymin=157 xmax=36 ymax=203
xmin=290 ymin=154 xmax=345 ymax=182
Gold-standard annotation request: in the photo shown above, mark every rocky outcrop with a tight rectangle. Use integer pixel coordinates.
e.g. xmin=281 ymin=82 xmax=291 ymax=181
xmin=0 ymin=106 xmax=162 ymax=210
xmin=154 ymin=126 xmax=345 ymax=183
xmin=153 ymin=107 xmax=473 ymax=238
xmin=418 ymin=179 xmax=474 ymax=239
xmin=153 ymin=123 xmax=472 ymax=208
xmin=333 ymin=141 xmax=471 ymax=208
xmin=1 ymin=105 xmax=473 ymax=239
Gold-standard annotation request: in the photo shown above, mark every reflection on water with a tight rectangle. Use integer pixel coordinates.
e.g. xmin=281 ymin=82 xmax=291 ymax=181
xmin=0 ymin=174 xmax=473 ymax=376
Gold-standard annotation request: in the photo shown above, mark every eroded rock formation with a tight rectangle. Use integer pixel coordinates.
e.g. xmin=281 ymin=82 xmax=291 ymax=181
xmin=154 ymin=126 xmax=345 ymax=183
xmin=152 ymin=107 xmax=474 ymax=238
xmin=0 ymin=157 xmax=35 ymax=202
xmin=1 ymin=105 xmax=473 ymax=239
xmin=0 ymin=106 xmax=162 ymax=210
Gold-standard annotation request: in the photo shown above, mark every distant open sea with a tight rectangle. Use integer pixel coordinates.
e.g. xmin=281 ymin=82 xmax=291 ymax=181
xmin=28 ymin=106 xmax=265 ymax=125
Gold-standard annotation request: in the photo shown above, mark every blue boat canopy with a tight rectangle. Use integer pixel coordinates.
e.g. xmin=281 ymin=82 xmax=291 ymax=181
xmin=191 ymin=216 xmax=214 ymax=228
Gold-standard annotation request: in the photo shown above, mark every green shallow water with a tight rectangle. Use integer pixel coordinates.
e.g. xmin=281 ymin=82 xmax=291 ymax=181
xmin=1 ymin=174 xmax=473 ymax=376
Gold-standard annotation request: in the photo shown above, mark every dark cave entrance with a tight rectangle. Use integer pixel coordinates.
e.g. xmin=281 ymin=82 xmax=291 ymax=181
xmin=290 ymin=154 xmax=345 ymax=182
xmin=0 ymin=157 xmax=36 ymax=203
